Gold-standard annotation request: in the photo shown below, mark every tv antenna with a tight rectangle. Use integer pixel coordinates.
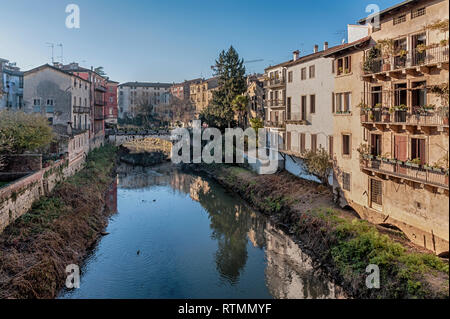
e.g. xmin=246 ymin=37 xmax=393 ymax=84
xmin=57 ymin=43 xmax=64 ymax=64
xmin=46 ymin=42 xmax=55 ymax=64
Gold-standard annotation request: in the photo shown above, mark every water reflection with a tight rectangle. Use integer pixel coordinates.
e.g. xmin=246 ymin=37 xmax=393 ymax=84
xmin=61 ymin=164 xmax=345 ymax=299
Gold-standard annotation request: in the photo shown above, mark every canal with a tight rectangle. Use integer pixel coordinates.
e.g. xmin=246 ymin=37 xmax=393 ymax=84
xmin=59 ymin=163 xmax=344 ymax=299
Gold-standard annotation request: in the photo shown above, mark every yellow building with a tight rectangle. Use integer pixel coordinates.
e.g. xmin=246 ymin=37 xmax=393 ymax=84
xmin=325 ymin=0 xmax=449 ymax=255
xmin=189 ymin=77 xmax=219 ymax=114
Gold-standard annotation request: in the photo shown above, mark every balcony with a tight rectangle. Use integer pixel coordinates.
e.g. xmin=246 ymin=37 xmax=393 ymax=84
xmin=94 ymin=100 xmax=105 ymax=106
xmin=362 ymin=45 xmax=449 ymax=78
xmin=94 ymin=84 xmax=107 ymax=92
xmin=362 ymin=157 xmax=449 ymax=190
xmin=361 ymin=108 xmax=448 ymax=127
xmin=94 ymin=107 xmax=104 ymax=120
xmin=267 ymin=99 xmax=286 ymax=108
xmin=73 ymin=106 xmax=90 ymax=113
xmin=266 ymin=78 xmax=286 ymax=89
xmin=264 ymin=120 xmax=286 ymax=129
xmin=285 ymin=112 xmax=308 ymax=124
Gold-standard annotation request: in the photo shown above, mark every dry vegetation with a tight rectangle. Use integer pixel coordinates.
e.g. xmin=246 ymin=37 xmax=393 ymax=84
xmin=0 ymin=145 xmax=117 ymax=299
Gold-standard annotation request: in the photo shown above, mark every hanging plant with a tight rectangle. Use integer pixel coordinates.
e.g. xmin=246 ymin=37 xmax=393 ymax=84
xmin=416 ymin=44 xmax=427 ymax=53
xmin=440 ymin=39 xmax=449 ymax=47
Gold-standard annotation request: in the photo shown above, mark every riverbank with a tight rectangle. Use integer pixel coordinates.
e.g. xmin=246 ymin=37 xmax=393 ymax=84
xmin=0 ymin=145 xmax=117 ymax=299
xmin=187 ymin=163 xmax=449 ymax=299
xmin=118 ymin=138 xmax=172 ymax=166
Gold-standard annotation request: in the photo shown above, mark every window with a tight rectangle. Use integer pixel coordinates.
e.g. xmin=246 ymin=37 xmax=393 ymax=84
xmin=342 ymin=173 xmax=351 ymax=191
xmin=411 ymin=138 xmax=426 ymax=164
xmin=411 ymin=81 xmax=427 ymax=107
xmin=342 ymin=134 xmax=351 ymax=156
xmin=310 ymin=95 xmax=316 ymax=114
xmin=336 ymin=56 xmax=352 ymax=75
xmin=33 ymin=99 xmax=41 ymax=106
xmin=370 ymin=179 xmax=382 ymax=206
xmin=311 ymin=134 xmax=317 ymax=153
xmin=393 ymin=14 xmax=406 ymax=25
xmin=412 ymin=7 xmax=426 ymax=19
xmin=301 ymin=68 xmax=306 ymax=80
xmin=46 ymin=99 xmax=54 ymax=106
xmin=331 ymin=60 xmax=335 ymax=74
xmin=73 ymin=96 xmax=77 ymax=106
xmin=288 ymin=71 xmax=293 ymax=83
xmin=309 ymin=65 xmax=315 ymax=78
xmin=287 ymin=97 xmax=292 ymax=120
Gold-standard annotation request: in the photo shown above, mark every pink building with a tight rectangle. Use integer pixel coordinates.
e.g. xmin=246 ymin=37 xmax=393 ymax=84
xmin=105 ymin=80 xmax=118 ymax=125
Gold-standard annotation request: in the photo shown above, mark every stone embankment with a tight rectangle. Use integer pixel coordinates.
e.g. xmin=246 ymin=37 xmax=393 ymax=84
xmin=119 ymin=137 xmax=172 ymax=167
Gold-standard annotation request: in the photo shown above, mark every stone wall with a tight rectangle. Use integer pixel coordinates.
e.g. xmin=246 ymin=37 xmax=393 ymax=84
xmin=0 ymin=152 xmax=86 ymax=233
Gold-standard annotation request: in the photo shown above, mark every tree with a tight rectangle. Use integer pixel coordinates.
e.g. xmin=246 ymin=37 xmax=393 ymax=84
xmin=202 ymin=46 xmax=247 ymax=130
xmin=0 ymin=110 xmax=53 ymax=155
xmin=133 ymin=95 xmax=155 ymax=128
xmin=94 ymin=66 xmax=107 ymax=76
xmin=232 ymin=95 xmax=249 ymax=128
xmin=301 ymin=148 xmax=333 ymax=185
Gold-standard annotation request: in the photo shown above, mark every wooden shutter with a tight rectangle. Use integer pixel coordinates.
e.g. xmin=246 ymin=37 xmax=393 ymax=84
xmin=311 ymin=134 xmax=317 ymax=153
xmin=286 ymin=132 xmax=291 ymax=151
xmin=370 ymin=179 xmax=382 ymax=206
xmin=332 ymin=92 xmax=335 ymax=113
xmin=329 ymin=136 xmax=334 ymax=157
xmin=300 ymin=133 xmax=306 ymax=153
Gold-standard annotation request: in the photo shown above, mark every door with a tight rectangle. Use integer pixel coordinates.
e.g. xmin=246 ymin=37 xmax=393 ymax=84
xmin=394 ymin=135 xmax=408 ymax=174
xmin=370 ymin=134 xmax=382 ymax=156
xmin=411 ymin=138 xmax=426 ymax=165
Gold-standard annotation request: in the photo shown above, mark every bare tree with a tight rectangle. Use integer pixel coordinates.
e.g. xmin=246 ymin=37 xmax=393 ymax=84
xmin=133 ymin=95 xmax=155 ymax=128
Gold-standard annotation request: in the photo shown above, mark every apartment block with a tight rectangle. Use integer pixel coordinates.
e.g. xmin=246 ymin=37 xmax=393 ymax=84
xmin=118 ymin=82 xmax=172 ymax=119
xmin=245 ymin=74 xmax=265 ymax=125
xmin=326 ymin=0 xmax=449 ymax=255
xmin=171 ymin=78 xmax=202 ymax=101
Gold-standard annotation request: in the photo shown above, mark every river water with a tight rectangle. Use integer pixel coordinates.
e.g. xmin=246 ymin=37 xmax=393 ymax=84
xmin=59 ymin=163 xmax=345 ymax=299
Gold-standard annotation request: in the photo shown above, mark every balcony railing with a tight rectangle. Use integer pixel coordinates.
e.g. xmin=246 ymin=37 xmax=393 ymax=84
xmin=264 ymin=120 xmax=285 ymax=129
xmin=268 ymin=99 xmax=286 ymax=107
xmin=94 ymin=84 xmax=107 ymax=92
xmin=73 ymin=106 xmax=90 ymax=113
xmin=363 ymin=45 xmax=449 ymax=75
xmin=266 ymin=78 xmax=286 ymax=88
xmin=361 ymin=108 xmax=448 ymax=126
xmin=286 ymin=112 xmax=307 ymax=123
xmin=363 ymin=157 xmax=449 ymax=189
xmin=94 ymin=100 xmax=105 ymax=106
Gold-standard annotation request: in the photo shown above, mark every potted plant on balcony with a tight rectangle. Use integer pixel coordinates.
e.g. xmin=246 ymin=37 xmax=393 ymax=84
xmin=357 ymin=143 xmax=371 ymax=166
xmin=377 ymin=39 xmax=394 ymax=71
xmin=406 ymin=158 xmax=421 ymax=168
xmin=373 ymin=103 xmax=382 ymax=111
xmin=381 ymin=153 xmax=391 ymax=163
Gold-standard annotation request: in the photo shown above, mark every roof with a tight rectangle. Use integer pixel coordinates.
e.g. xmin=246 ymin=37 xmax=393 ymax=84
xmin=24 ymin=64 xmax=90 ymax=82
xmin=119 ymin=82 xmax=172 ymax=88
xmin=357 ymin=0 xmax=422 ymax=24
xmin=322 ymin=36 xmax=372 ymax=57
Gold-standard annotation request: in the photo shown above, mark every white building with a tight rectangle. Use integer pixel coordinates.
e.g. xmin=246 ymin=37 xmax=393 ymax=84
xmin=283 ymin=43 xmax=336 ymax=183
xmin=23 ymin=64 xmax=91 ymax=131
xmin=118 ymin=82 xmax=172 ymax=119
xmin=0 ymin=58 xmax=24 ymax=110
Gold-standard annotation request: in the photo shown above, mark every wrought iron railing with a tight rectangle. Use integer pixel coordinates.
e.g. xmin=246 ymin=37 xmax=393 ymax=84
xmin=363 ymin=158 xmax=448 ymax=189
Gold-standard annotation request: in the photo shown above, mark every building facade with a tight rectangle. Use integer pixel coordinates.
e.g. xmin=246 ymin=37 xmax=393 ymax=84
xmin=327 ymin=0 xmax=449 ymax=255
xmin=23 ymin=64 xmax=91 ymax=130
xmin=0 ymin=58 xmax=24 ymax=110
xmin=189 ymin=77 xmax=219 ymax=114
xmin=60 ymin=63 xmax=109 ymax=148
xmin=170 ymin=78 xmax=202 ymax=101
xmin=264 ymin=60 xmax=290 ymax=151
xmin=245 ymin=74 xmax=265 ymax=126
xmin=118 ymin=82 xmax=172 ymax=119
xmin=105 ymin=80 xmax=119 ymax=125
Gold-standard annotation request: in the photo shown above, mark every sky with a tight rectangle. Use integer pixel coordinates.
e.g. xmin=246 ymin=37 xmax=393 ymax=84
xmin=0 ymin=0 xmax=401 ymax=84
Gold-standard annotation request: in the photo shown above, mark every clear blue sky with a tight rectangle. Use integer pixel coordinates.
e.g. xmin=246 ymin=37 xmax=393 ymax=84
xmin=0 ymin=0 xmax=400 ymax=83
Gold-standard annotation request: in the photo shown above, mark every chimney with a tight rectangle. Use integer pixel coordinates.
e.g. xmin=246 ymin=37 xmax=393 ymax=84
xmin=314 ymin=45 xmax=319 ymax=53
xmin=293 ymin=50 xmax=300 ymax=61
xmin=324 ymin=42 xmax=329 ymax=50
